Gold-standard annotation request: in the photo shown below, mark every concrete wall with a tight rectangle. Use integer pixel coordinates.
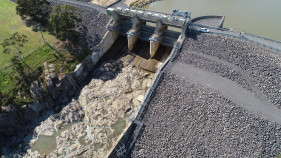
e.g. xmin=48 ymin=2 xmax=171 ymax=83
xmin=97 ymin=31 xmax=119 ymax=57
xmin=73 ymin=30 xmax=119 ymax=82
xmin=107 ymin=122 xmax=135 ymax=158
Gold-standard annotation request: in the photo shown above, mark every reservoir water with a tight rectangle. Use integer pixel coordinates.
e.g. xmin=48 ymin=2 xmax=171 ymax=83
xmin=143 ymin=0 xmax=281 ymax=41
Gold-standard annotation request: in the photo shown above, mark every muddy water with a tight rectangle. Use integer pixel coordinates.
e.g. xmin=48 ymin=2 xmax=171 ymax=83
xmin=143 ymin=0 xmax=281 ymax=41
xmin=31 ymin=122 xmax=81 ymax=156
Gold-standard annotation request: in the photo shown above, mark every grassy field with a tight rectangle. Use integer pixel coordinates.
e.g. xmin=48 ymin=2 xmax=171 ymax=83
xmin=0 ymin=44 xmax=90 ymax=93
xmin=0 ymin=0 xmax=59 ymax=69
xmin=0 ymin=43 xmax=90 ymax=105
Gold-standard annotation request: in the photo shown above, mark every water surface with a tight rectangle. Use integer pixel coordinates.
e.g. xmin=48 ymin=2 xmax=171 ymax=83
xmin=31 ymin=122 xmax=81 ymax=156
xmin=143 ymin=0 xmax=281 ymax=41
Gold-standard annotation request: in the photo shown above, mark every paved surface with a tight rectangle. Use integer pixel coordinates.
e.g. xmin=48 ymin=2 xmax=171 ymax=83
xmin=192 ymin=17 xmax=223 ymax=28
xmin=192 ymin=28 xmax=281 ymax=52
xmin=55 ymin=0 xmax=128 ymax=13
xmin=171 ymin=62 xmax=281 ymax=124
xmin=55 ymin=0 xmax=106 ymax=13
xmin=186 ymin=51 xmax=267 ymax=100
xmin=110 ymin=0 xmax=128 ymax=8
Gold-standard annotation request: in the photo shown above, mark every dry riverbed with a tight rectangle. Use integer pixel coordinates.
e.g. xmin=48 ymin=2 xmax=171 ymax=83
xmin=23 ymin=60 xmax=154 ymax=157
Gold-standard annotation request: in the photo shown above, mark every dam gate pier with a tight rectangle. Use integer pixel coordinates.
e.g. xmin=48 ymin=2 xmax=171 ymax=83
xmin=104 ymin=7 xmax=189 ymax=72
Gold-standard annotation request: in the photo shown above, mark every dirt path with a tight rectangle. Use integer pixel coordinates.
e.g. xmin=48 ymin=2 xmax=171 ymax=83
xmin=171 ymin=62 xmax=281 ymax=124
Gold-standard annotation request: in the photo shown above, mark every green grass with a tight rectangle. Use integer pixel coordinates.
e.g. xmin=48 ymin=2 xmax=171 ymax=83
xmin=0 ymin=0 xmax=59 ymax=69
xmin=0 ymin=44 xmax=90 ymax=106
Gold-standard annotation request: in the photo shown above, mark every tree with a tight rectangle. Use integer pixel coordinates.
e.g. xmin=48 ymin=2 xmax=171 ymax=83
xmin=10 ymin=56 xmax=33 ymax=98
xmin=0 ymin=32 xmax=28 ymax=62
xmin=16 ymin=0 xmax=51 ymax=24
xmin=49 ymin=5 xmax=82 ymax=41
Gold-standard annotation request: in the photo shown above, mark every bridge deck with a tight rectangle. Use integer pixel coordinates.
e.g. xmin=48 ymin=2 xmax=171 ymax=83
xmin=102 ymin=35 xmax=172 ymax=72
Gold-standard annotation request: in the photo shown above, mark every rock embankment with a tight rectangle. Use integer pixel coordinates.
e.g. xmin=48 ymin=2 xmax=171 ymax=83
xmin=131 ymin=73 xmax=281 ymax=157
xmin=124 ymin=0 xmax=160 ymax=8
xmin=23 ymin=60 xmax=154 ymax=157
xmin=90 ymin=0 xmax=116 ymax=6
xmin=49 ymin=0 xmax=110 ymax=49
xmin=175 ymin=33 xmax=281 ymax=108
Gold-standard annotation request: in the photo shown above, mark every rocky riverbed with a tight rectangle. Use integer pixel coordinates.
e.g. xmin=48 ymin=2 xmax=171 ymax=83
xmin=20 ymin=60 xmax=154 ymax=157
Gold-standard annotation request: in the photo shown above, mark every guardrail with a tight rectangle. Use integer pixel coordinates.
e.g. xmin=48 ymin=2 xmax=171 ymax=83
xmin=106 ymin=0 xmax=122 ymax=8
xmin=206 ymin=31 xmax=281 ymax=52
xmin=129 ymin=7 xmax=173 ymax=17
xmin=244 ymin=32 xmax=281 ymax=44
xmin=189 ymin=24 xmax=281 ymax=53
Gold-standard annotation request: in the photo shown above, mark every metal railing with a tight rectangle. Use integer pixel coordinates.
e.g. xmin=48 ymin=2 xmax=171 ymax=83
xmin=189 ymin=24 xmax=281 ymax=53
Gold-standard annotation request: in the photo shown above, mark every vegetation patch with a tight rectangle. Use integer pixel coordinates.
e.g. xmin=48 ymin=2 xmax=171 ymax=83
xmin=0 ymin=0 xmax=58 ymax=68
xmin=0 ymin=44 xmax=90 ymax=107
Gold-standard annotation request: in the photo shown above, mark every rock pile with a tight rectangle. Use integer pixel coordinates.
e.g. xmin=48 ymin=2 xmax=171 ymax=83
xmin=131 ymin=73 xmax=281 ymax=157
xmin=176 ymin=33 xmax=281 ymax=107
xmin=49 ymin=0 xmax=110 ymax=49
xmin=23 ymin=60 xmax=154 ymax=157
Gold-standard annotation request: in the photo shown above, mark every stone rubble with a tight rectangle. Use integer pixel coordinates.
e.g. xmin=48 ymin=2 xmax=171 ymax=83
xmin=49 ymin=0 xmax=110 ymax=49
xmin=131 ymin=73 xmax=281 ymax=157
xmin=131 ymin=33 xmax=281 ymax=157
xmin=175 ymin=33 xmax=281 ymax=107
xmin=23 ymin=60 xmax=154 ymax=157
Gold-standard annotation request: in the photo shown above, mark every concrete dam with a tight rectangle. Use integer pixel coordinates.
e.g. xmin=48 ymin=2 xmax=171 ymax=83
xmin=103 ymin=7 xmax=281 ymax=158
xmin=101 ymin=7 xmax=189 ymax=73
xmin=9 ymin=0 xmax=281 ymax=157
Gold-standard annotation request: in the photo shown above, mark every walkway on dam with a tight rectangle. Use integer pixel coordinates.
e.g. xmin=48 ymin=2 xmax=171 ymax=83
xmin=203 ymin=28 xmax=281 ymax=52
xmin=54 ymin=0 xmax=128 ymax=14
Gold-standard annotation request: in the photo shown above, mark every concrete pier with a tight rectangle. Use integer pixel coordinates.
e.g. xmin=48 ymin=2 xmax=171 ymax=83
xmin=107 ymin=7 xmax=188 ymax=58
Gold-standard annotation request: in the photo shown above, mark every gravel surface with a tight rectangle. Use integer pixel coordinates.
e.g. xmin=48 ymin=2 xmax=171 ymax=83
xmin=175 ymin=52 xmax=252 ymax=92
xmin=131 ymin=73 xmax=281 ymax=157
xmin=49 ymin=0 xmax=110 ymax=49
xmin=175 ymin=33 xmax=281 ymax=107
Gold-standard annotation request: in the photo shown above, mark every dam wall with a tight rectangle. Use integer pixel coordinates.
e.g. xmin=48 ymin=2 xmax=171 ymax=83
xmin=106 ymin=28 xmax=186 ymax=158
